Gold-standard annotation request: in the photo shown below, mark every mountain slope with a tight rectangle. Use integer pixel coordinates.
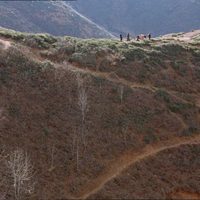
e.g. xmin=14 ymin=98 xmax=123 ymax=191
xmin=0 ymin=28 xmax=200 ymax=199
xmin=70 ymin=0 xmax=200 ymax=36
xmin=0 ymin=1 xmax=114 ymax=38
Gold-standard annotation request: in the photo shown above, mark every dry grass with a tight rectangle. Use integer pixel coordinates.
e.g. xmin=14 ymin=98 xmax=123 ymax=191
xmin=0 ymin=29 xmax=200 ymax=199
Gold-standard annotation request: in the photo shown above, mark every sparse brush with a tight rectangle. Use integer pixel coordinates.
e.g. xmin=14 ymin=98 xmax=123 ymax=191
xmin=6 ymin=149 xmax=35 ymax=200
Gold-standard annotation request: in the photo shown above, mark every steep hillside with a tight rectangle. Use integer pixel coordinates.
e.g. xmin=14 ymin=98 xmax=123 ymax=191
xmin=70 ymin=0 xmax=200 ymax=36
xmin=91 ymin=144 xmax=200 ymax=199
xmin=0 ymin=1 xmax=114 ymax=38
xmin=0 ymin=28 xmax=200 ymax=199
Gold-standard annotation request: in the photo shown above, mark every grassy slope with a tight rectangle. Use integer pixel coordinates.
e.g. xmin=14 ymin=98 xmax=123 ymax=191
xmin=0 ymin=28 xmax=200 ymax=199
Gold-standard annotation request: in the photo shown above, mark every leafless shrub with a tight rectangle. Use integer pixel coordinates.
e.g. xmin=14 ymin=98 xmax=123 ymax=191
xmin=76 ymin=73 xmax=84 ymax=90
xmin=0 ymin=169 xmax=7 ymax=200
xmin=0 ymin=146 xmax=8 ymax=200
xmin=0 ymin=189 xmax=6 ymax=200
xmin=73 ymin=73 xmax=90 ymax=171
xmin=118 ymin=85 xmax=124 ymax=104
xmin=122 ymin=126 xmax=128 ymax=146
xmin=0 ymin=108 xmax=6 ymax=122
xmin=48 ymin=144 xmax=57 ymax=172
xmin=76 ymin=73 xmax=89 ymax=144
xmin=6 ymin=149 xmax=35 ymax=200
xmin=78 ymin=86 xmax=88 ymax=123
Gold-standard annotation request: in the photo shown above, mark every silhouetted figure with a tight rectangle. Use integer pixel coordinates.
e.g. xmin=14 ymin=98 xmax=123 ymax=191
xmin=120 ymin=34 xmax=123 ymax=41
xmin=127 ymin=33 xmax=130 ymax=41
xmin=136 ymin=35 xmax=140 ymax=41
xmin=148 ymin=33 xmax=152 ymax=40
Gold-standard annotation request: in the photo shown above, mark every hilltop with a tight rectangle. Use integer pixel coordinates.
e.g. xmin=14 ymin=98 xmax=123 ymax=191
xmin=0 ymin=28 xmax=200 ymax=199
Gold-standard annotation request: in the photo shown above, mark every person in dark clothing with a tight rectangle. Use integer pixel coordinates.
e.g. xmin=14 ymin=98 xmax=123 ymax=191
xmin=120 ymin=34 xmax=123 ymax=41
xmin=127 ymin=33 xmax=130 ymax=41
xmin=136 ymin=35 xmax=140 ymax=41
xmin=148 ymin=33 xmax=152 ymax=40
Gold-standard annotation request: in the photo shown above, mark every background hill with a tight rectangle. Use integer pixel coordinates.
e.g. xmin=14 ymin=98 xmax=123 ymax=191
xmin=0 ymin=1 xmax=114 ymax=38
xmin=69 ymin=0 xmax=200 ymax=36
xmin=1 ymin=0 xmax=200 ymax=38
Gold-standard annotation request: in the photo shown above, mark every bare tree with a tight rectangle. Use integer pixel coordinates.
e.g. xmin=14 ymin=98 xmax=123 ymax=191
xmin=118 ymin=85 xmax=124 ymax=104
xmin=74 ymin=73 xmax=90 ymax=171
xmin=0 ymin=151 xmax=7 ymax=200
xmin=76 ymin=73 xmax=84 ymax=91
xmin=0 ymin=193 xmax=6 ymax=200
xmin=122 ymin=126 xmax=128 ymax=146
xmin=0 ymin=180 xmax=7 ymax=200
xmin=78 ymin=86 xmax=88 ymax=125
xmin=76 ymin=136 xmax=79 ymax=172
xmin=76 ymin=73 xmax=89 ymax=145
xmin=6 ymin=149 xmax=35 ymax=200
xmin=48 ymin=144 xmax=56 ymax=172
xmin=0 ymin=108 xmax=4 ymax=121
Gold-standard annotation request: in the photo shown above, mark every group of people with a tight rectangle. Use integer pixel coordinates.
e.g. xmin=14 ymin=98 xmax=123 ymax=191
xmin=120 ymin=33 xmax=152 ymax=42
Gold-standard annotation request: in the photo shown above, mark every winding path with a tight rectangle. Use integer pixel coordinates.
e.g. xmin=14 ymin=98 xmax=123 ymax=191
xmin=61 ymin=62 xmax=200 ymax=110
xmin=75 ymin=134 xmax=200 ymax=199
xmin=178 ymin=30 xmax=200 ymax=41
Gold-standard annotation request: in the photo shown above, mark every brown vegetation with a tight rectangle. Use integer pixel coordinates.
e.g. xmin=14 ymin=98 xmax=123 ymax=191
xmin=0 ymin=29 xmax=200 ymax=199
xmin=90 ymin=143 xmax=200 ymax=199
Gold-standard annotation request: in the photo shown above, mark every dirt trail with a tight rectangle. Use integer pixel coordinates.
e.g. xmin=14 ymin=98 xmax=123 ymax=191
xmin=59 ymin=63 xmax=200 ymax=110
xmin=75 ymin=134 xmax=200 ymax=199
xmin=0 ymin=38 xmax=11 ymax=50
xmin=178 ymin=30 xmax=200 ymax=41
xmin=59 ymin=62 xmax=162 ymax=93
xmin=170 ymin=190 xmax=200 ymax=200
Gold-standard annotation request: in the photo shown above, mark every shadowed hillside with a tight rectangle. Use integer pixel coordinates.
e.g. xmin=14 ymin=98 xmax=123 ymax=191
xmin=0 ymin=1 xmax=114 ymax=38
xmin=70 ymin=0 xmax=200 ymax=36
xmin=0 ymin=28 xmax=200 ymax=199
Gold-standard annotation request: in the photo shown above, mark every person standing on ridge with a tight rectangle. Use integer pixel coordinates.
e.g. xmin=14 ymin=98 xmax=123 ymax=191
xmin=120 ymin=34 xmax=123 ymax=41
xmin=127 ymin=33 xmax=130 ymax=41
xmin=148 ymin=33 xmax=152 ymax=40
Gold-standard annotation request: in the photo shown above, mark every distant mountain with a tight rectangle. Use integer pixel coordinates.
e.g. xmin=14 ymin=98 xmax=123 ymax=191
xmin=69 ymin=0 xmax=200 ymax=36
xmin=0 ymin=1 xmax=114 ymax=38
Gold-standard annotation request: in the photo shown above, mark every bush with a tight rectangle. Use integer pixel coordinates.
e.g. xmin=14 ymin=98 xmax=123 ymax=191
xmin=181 ymin=126 xmax=198 ymax=136
xmin=0 ymin=68 xmax=10 ymax=84
xmin=143 ymin=134 xmax=157 ymax=144
xmin=0 ymin=28 xmax=57 ymax=49
xmin=69 ymin=52 xmax=96 ymax=67
xmin=154 ymin=43 xmax=185 ymax=57
xmin=8 ymin=103 xmax=20 ymax=118
xmin=171 ymin=60 xmax=187 ymax=76
xmin=23 ymin=34 xmax=57 ymax=49
xmin=0 ymin=28 xmax=25 ymax=41
xmin=155 ymin=89 xmax=170 ymax=103
xmin=168 ymin=102 xmax=193 ymax=113
xmin=122 ymin=47 xmax=147 ymax=61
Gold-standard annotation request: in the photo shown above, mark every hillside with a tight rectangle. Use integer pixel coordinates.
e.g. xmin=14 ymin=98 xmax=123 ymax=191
xmin=0 ymin=1 xmax=114 ymax=38
xmin=70 ymin=0 xmax=200 ymax=36
xmin=0 ymin=28 xmax=200 ymax=199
